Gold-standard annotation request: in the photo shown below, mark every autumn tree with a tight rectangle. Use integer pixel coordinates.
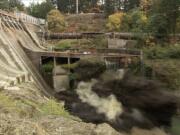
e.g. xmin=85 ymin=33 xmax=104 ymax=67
xmin=47 ymin=9 xmax=66 ymax=32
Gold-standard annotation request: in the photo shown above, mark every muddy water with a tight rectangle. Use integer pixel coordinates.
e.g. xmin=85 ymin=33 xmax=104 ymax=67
xmin=55 ymin=70 xmax=178 ymax=133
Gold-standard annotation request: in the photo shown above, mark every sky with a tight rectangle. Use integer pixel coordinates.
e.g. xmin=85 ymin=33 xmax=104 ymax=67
xmin=22 ymin=0 xmax=45 ymax=6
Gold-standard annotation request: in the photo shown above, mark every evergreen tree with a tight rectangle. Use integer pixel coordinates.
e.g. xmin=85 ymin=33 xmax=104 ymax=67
xmin=56 ymin=0 xmax=99 ymax=13
xmin=0 ymin=0 xmax=9 ymax=10
xmin=28 ymin=0 xmax=54 ymax=19
xmin=150 ymin=0 xmax=180 ymax=34
xmin=0 ymin=0 xmax=24 ymax=11
xmin=105 ymin=0 xmax=115 ymax=16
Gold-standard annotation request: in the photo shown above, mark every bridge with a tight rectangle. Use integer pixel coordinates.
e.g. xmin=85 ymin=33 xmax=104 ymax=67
xmin=0 ymin=10 xmax=143 ymax=95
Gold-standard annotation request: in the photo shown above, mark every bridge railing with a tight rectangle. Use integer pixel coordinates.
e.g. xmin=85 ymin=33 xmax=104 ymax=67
xmin=14 ymin=12 xmax=45 ymax=25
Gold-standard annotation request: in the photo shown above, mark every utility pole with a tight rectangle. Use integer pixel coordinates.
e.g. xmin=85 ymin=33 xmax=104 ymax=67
xmin=76 ymin=0 xmax=79 ymax=14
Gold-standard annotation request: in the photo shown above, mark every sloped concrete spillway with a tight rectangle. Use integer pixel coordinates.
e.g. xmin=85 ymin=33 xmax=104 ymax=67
xmin=0 ymin=20 xmax=53 ymax=96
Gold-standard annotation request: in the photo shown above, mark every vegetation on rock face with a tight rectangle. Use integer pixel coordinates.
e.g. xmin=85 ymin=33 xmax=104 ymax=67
xmin=53 ymin=38 xmax=108 ymax=50
xmin=0 ymin=91 xmax=70 ymax=118
xmin=47 ymin=9 xmax=66 ymax=32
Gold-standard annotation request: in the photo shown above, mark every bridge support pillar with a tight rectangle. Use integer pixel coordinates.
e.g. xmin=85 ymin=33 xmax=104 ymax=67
xmin=53 ymin=56 xmax=57 ymax=76
xmin=68 ymin=56 xmax=71 ymax=73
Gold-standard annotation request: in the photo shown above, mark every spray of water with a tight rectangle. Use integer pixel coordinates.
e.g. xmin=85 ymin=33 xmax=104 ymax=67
xmin=76 ymin=79 xmax=123 ymax=121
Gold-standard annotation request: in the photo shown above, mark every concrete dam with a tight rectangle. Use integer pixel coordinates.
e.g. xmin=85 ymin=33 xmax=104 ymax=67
xmin=0 ymin=10 xmax=53 ymax=96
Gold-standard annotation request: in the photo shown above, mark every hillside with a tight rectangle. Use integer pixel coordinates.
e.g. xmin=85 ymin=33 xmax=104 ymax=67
xmin=64 ymin=13 xmax=106 ymax=32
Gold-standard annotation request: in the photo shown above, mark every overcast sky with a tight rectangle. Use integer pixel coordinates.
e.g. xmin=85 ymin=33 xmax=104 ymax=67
xmin=22 ymin=0 xmax=45 ymax=6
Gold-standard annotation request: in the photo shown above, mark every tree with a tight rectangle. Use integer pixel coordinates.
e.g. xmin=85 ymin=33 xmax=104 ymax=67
xmin=106 ymin=12 xmax=125 ymax=31
xmin=123 ymin=0 xmax=140 ymax=11
xmin=56 ymin=0 xmax=99 ymax=13
xmin=28 ymin=0 xmax=54 ymax=19
xmin=47 ymin=9 xmax=66 ymax=32
xmin=9 ymin=0 xmax=24 ymax=11
xmin=147 ymin=14 xmax=169 ymax=39
xmin=0 ymin=0 xmax=24 ymax=11
xmin=149 ymin=0 xmax=180 ymax=35
xmin=104 ymin=0 xmax=115 ymax=16
xmin=0 ymin=0 xmax=9 ymax=10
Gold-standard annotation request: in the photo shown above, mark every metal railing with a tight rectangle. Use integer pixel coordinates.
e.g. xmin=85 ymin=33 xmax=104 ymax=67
xmin=14 ymin=12 xmax=45 ymax=25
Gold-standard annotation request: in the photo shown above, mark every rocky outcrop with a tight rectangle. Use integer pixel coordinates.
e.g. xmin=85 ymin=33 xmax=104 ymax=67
xmin=0 ymin=114 xmax=168 ymax=135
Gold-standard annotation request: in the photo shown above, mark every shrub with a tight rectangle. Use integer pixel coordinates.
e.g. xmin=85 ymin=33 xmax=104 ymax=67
xmin=91 ymin=36 xmax=108 ymax=49
xmin=74 ymin=58 xmax=106 ymax=81
xmin=39 ymin=99 xmax=70 ymax=117
xmin=47 ymin=9 xmax=66 ymax=32
xmin=144 ymin=45 xmax=180 ymax=59
xmin=145 ymin=60 xmax=180 ymax=90
xmin=0 ymin=92 xmax=72 ymax=119
xmin=106 ymin=12 xmax=125 ymax=31
xmin=42 ymin=62 xmax=54 ymax=73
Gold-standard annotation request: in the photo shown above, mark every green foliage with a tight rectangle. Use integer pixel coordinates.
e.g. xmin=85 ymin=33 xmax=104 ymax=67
xmin=176 ymin=17 xmax=180 ymax=33
xmin=74 ymin=58 xmax=106 ymax=81
xmin=144 ymin=45 xmax=180 ymax=59
xmin=0 ymin=92 xmax=71 ymax=118
xmin=0 ymin=0 xmax=24 ymax=11
xmin=145 ymin=60 xmax=180 ymax=90
xmin=124 ymin=0 xmax=140 ymax=11
xmin=127 ymin=9 xmax=148 ymax=32
xmin=55 ymin=40 xmax=74 ymax=49
xmin=107 ymin=9 xmax=147 ymax=32
xmin=54 ymin=38 xmax=107 ymax=50
xmin=42 ymin=61 xmax=53 ymax=73
xmin=0 ymin=0 xmax=9 ymax=10
xmin=47 ymin=9 xmax=66 ymax=32
xmin=91 ymin=36 xmax=108 ymax=49
xmin=104 ymin=0 xmax=179 ymax=41
xmin=142 ymin=45 xmax=180 ymax=90
xmin=147 ymin=0 xmax=180 ymax=38
xmin=61 ymin=63 xmax=78 ymax=70
xmin=39 ymin=99 xmax=70 ymax=117
xmin=57 ymin=0 xmax=99 ymax=13
xmin=171 ymin=117 xmax=180 ymax=135
xmin=104 ymin=0 xmax=115 ymax=16
xmin=146 ymin=14 xmax=169 ymax=39
xmin=106 ymin=12 xmax=125 ymax=31
xmin=27 ymin=0 xmax=54 ymax=19
xmin=0 ymin=93 xmax=19 ymax=113
xmin=9 ymin=0 xmax=24 ymax=11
